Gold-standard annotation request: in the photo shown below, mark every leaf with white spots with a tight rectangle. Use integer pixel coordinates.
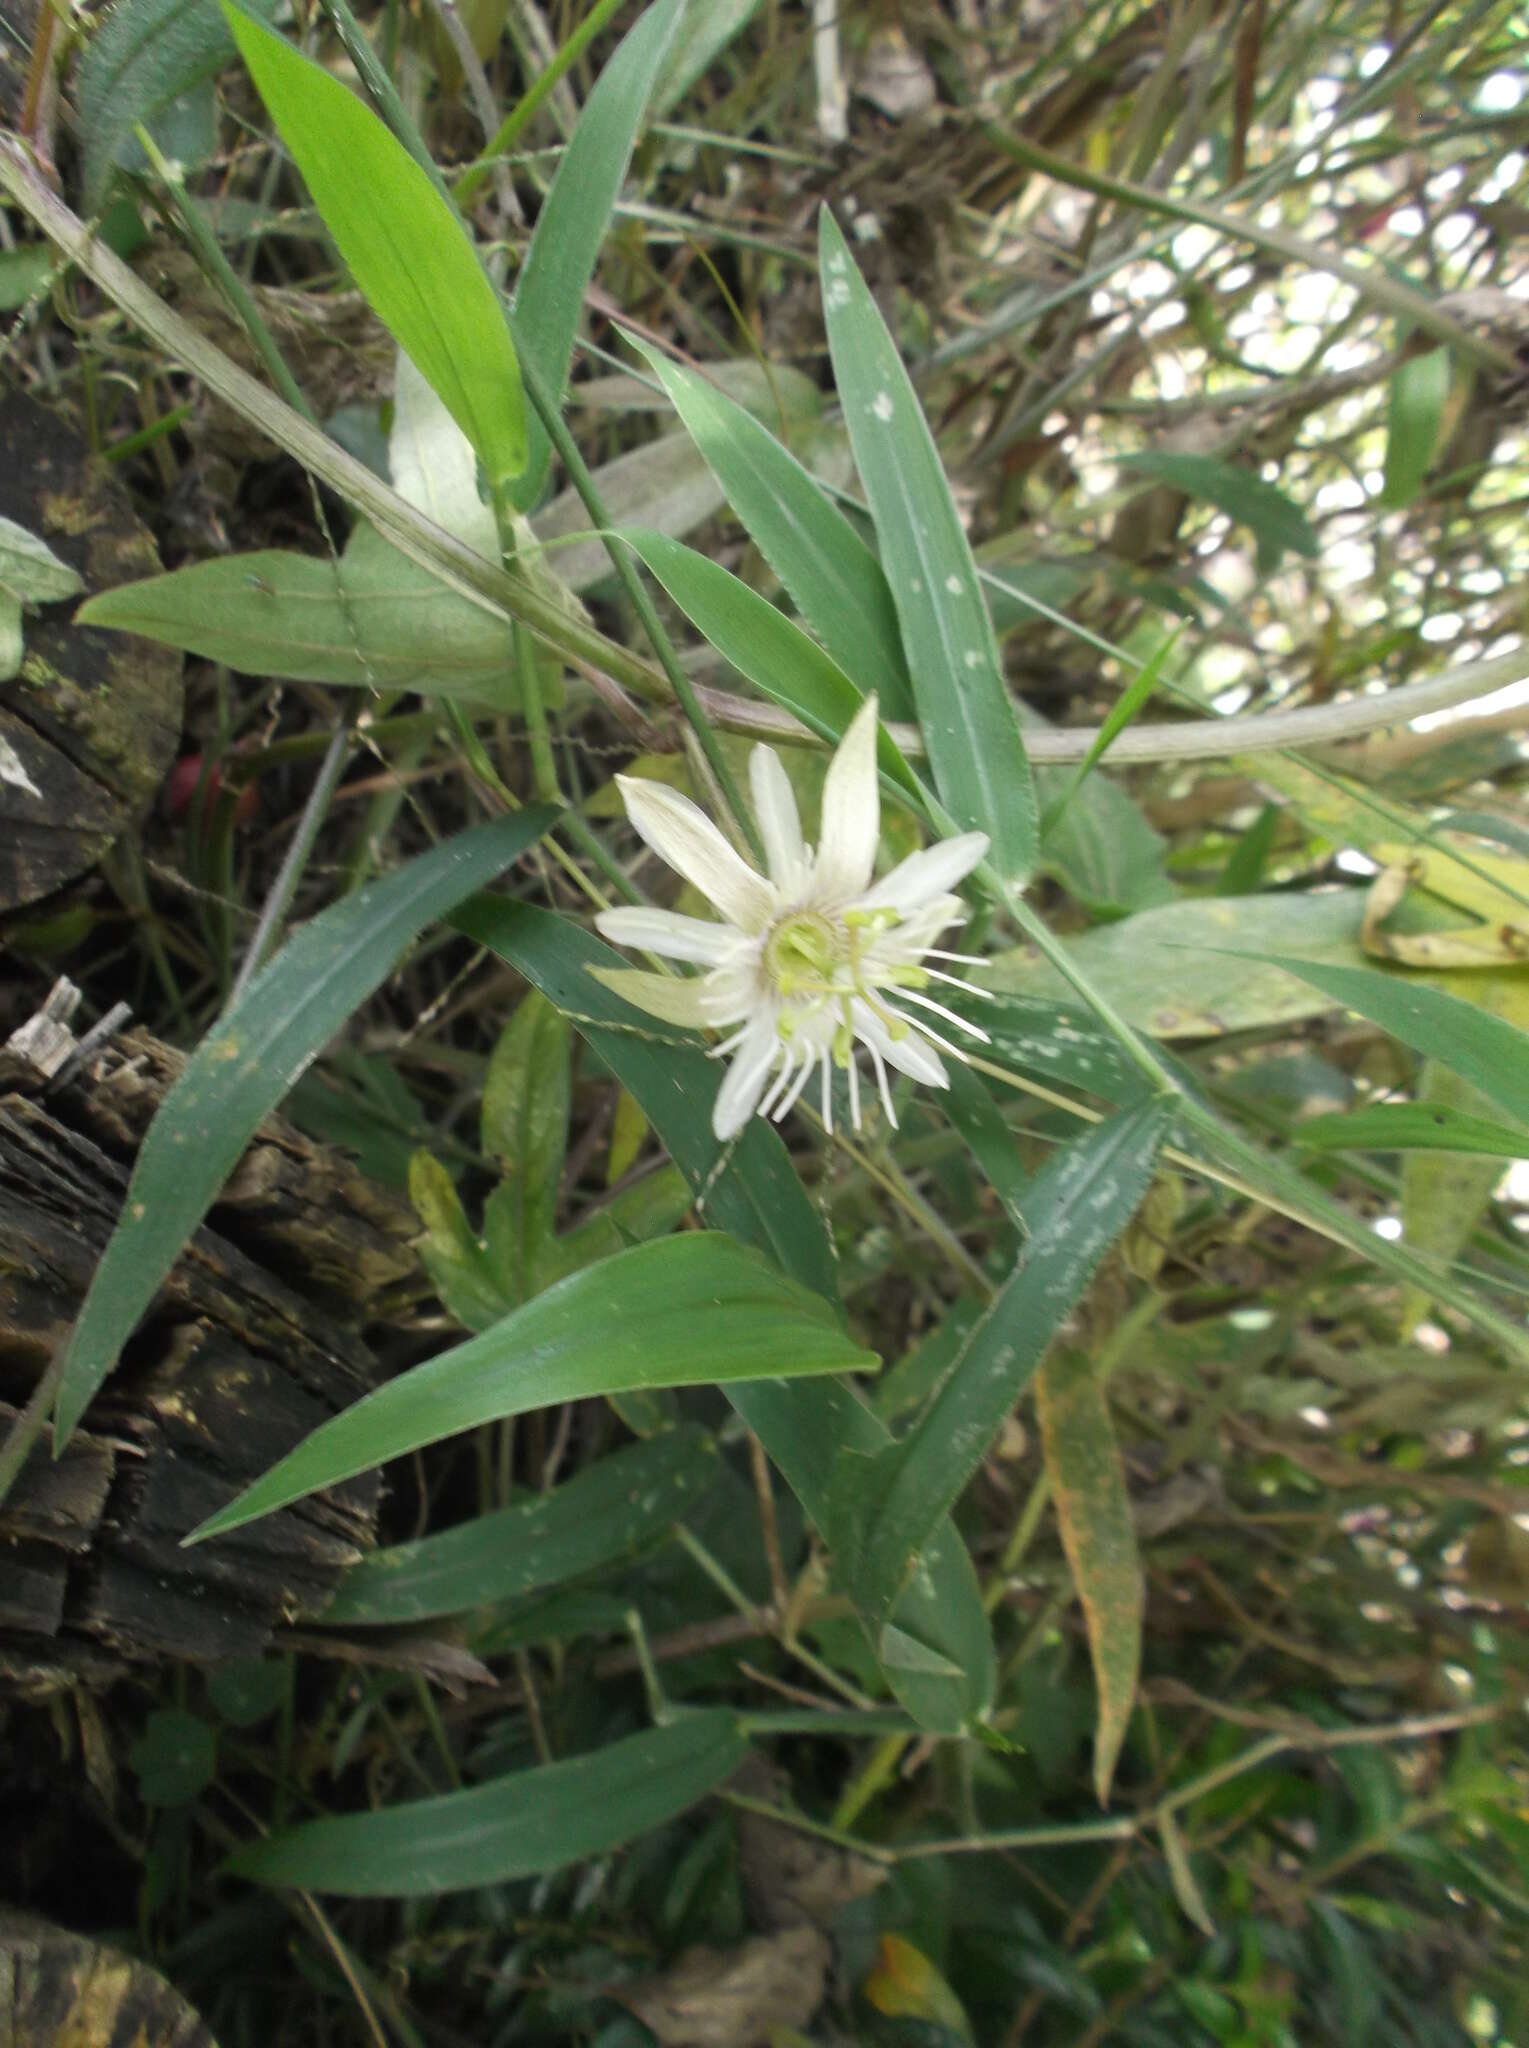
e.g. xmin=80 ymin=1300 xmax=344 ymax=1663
xmin=830 ymin=1097 xmax=1172 ymax=1631
xmin=818 ymin=210 xmax=1037 ymax=884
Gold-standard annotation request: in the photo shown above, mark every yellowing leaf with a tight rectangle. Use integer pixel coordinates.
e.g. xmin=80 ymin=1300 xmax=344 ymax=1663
xmin=1037 ymin=1348 xmax=1143 ymax=1806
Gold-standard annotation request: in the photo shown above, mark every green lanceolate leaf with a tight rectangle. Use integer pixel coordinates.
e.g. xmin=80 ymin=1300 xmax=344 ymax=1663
xmin=621 ymin=528 xmax=923 ymax=802
xmin=836 ymin=1097 xmax=1173 ymax=1630
xmin=819 ymin=208 xmax=1036 ymax=883
xmin=510 ymin=0 xmax=682 ymax=508
xmin=221 ymin=2 xmax=525 ymax=487
xmin=55 ymin=811 xmax=557 ymax=1448
xmin=1295 ymin=1101 xmax=1529 ymax=1158
xmin=76 ymin=530 xmax=529 ymax=702
xmin=1037 ymin=1348 xmax=1143 ymax=1806
xmin=627 ymin=335 xmax=915 ymax=715
xmin=187 ymin=1235 xmax=875 ymax=1542
xmin=321 ymin=1426 xmax=718 ymax=1623
xmin=449 ymin=896 xmax=996 ymax=1733
xmin=1225 ymin=954 xmax=1529 ymax=1130
xmin=226 ymin=1712 xmax=748 ymax=1895
xmin=1116 ymin=452 xmax=1317 ymax=572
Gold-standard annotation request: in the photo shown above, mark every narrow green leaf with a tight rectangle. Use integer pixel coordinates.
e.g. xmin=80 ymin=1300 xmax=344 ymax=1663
xmin=186 ymin=1235 xmax=874 ymax=1542
xmin=221 ymin=2 xmax=525 ymax=485
xmin=55 ymin=811 xmax=557 ymax=1448
xmin=870 ymin=1294 xmax=986 ymax=1427
xmin=1381 ymin=346 xmax=1453 ymax=509
xmin=1222 ymin=954 xmax=1529 ymax=1130
xmin=321 ymin=1427 xmax=718 ymax=1623
xmin=449 ymin=896 xmax=996 ymax=1732
xmin=1037 ymin=1348 xmax=1144 ymax=1806
xmin=510 ymin=0 xmax=682 ymax=508
xmin=1040 ymin=630 xmax=1179 ymax=838
xmin=941 ymin=1063 xmax=1030 ymax=1229
xmin=76 ymin=530 xmax=528 ymax=701
xmin=226 ymin=1712 xmax=748 ymax=1895
xmin=481 ymin=989 xmax=572 ymax=1298
xmin=621 ymin=528 xmax=924 ymax=802
xmin=1399 ymin=1061 xmax=1508 ymax=1334
xmin=838 ymin=1098 xmax=1172 ymax=1629
xmin=77 ymin=0 xmax=276 ymax=209
xmin=1295 ymin=1101 xmax=1529 ymax=1158
xmin=1117 ymin=452 xmax=1317 ymax=572
xmin=627 ymin=335 xmax=915 ymax=715
xmin=819 ymin=209 xmax=1037 ymax=882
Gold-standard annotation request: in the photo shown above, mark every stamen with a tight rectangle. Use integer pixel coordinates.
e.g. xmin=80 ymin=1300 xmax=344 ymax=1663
xmin=869 ymin=1041 xmax=898 ymax=1128
xmin=756 ymin=1048 xmax=795 ymax=1121
xmin=895 ymin=987 xmax=992 ymax=1043
xmin=882 ymin=1006 xmax=977 ymax=1065
xmin=773 ymin=1049 xmax=816 ymax=1123
xmin=922 ymin=967 xmax=997 ymax=999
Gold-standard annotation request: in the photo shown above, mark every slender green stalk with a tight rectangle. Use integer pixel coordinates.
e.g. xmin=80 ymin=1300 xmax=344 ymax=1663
xmin=134 ymin=123 xmax=316 ymax=424
xmin=455 ymin=0 xmax=629 ymax=206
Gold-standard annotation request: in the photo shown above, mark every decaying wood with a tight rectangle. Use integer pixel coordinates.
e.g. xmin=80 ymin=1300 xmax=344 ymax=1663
xmin=0 ymin=1910 xmax=216 ymax=2047
xmin=0 ymin=384 xmax=184 ymax=913
xmin=0 ymin=983 xmax=421 ymax=1693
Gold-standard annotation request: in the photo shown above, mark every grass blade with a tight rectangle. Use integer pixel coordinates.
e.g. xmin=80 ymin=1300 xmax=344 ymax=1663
xmin=622 ymin=528 xmax=923 ymax=801
xmin=1225 ymin=955 xmax=1529 ymax=1129
xmin=1294 ymin=1102 xmax=1529 ymax=1157
xmin=226 ymin=1712 xmax=748 ymax=1895
xmin=321 ymin=1427 xmax=717 ymax=1624
xmin=1040 ymin=629 xmax=1179 ymax=838
xmin=1037 ymin=1348 xmax=1144 ymax=1806
xmin=188 ymin=1232 xmax=859 ymax=1542
xmin=627 ymin=334 xmax=915 ymax=715
xmin=819 ymin=208 xmax=1037 ymax=882
xmin=55 ymin=810 xmax=557 ymax=1446
xmin=222 ymin=2 xmax=525 ymax=488
xmin=511 ymin=0 xmax=682 ymax=508
xmin=836 ymin=1098 xmax=1173 ymax=1629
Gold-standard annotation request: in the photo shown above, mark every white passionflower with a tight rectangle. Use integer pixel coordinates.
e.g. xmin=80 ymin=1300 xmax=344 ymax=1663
xmin=593 ymin=696 xmax=993 ymax=1141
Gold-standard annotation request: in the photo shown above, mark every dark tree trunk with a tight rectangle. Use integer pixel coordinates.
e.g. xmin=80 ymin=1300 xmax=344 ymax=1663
xmin=0 ymin=981 xmax=419 ymax=1692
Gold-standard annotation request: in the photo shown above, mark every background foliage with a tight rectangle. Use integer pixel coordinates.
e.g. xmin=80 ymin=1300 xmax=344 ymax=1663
xmin=2 ymin=1 xmax=1528 ymax=2044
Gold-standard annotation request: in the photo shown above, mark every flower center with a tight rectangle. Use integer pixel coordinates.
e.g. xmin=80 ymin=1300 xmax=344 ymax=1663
xmin=764 ymin=911 xmax=841 ymax=997
xmin=763 ymin=907 xmax=930 ymax=1064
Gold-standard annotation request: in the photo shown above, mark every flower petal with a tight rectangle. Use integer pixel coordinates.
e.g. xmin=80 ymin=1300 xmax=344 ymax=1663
xmin=749 ymin=743 xmax=806 ymax=894
xmin=617 ymin=775 xmax=774 ymax=932
xmin=854 ymin=1004 xmax=948 ymax=1088
xmin=588 ymin=966 xmax=712 ymax=1027
xmin=857 ymin=831 xmax=989 ymax=916
xmin=813 ymin=694 xmax=880 ymax=903
xmin=712 ymin=1017 xmax=782 ymax=1139
xmin=595 ymin=905 xmax=744 ymax=966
